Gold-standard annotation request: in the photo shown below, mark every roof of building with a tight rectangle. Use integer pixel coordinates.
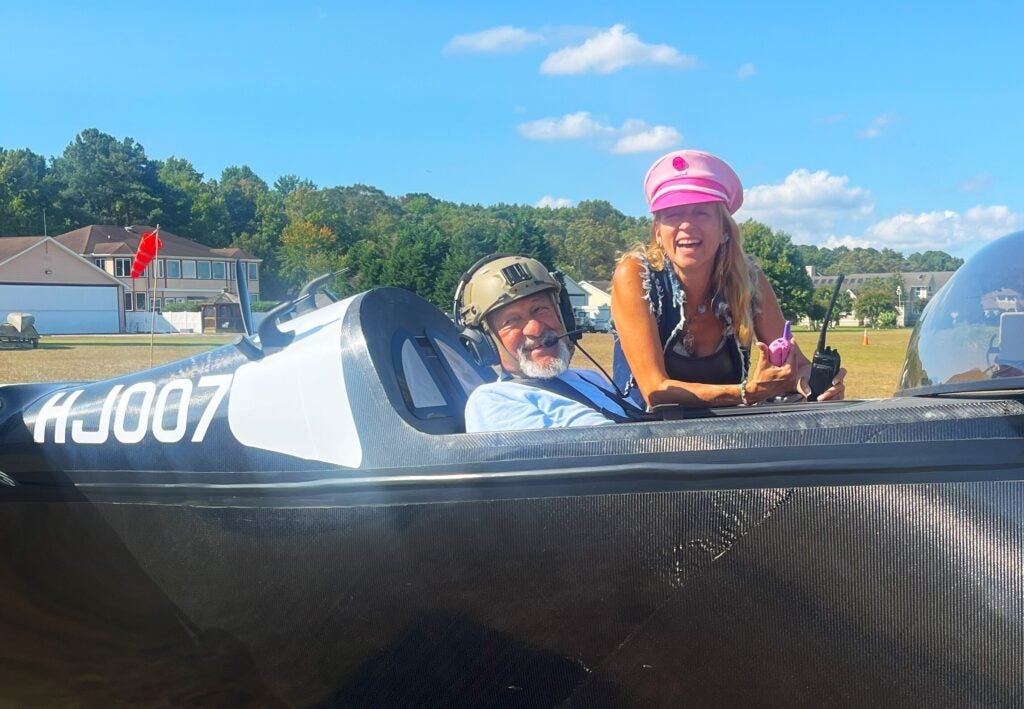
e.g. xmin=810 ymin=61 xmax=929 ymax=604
xmin=0 ymin=236 xmax=46 ymax=265
xmin=560 ymin=274 xmax=587 ymax=297
xmin=812 ymin=271 xmax=957 ymax=292
xmin=54 ymin=225 xmax=259 ymax=262
xmin=0 ymin=235 xmax=127 ymax=287
xmin=202 ymin=290 xmax=241 ymax=305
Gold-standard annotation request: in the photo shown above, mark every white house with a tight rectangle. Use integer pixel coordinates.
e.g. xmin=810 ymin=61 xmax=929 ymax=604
xmin=577 ymin=280 xmax=613 ymax=332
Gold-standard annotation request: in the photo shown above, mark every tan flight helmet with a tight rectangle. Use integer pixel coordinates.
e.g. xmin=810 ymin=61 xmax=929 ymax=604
xmin=454 ymin=254 xmax=566 ymax=365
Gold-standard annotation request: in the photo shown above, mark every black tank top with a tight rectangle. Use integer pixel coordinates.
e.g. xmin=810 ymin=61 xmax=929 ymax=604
xmin=664 ymin=332 xmax=747 ymax=385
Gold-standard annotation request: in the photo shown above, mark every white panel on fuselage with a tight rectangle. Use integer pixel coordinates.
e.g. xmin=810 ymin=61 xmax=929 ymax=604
xmin=227 ymin=298 xmax=362 ymax=468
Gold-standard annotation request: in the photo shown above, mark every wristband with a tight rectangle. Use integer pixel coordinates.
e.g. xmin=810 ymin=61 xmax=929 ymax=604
xmin=739 ymin=379 xmax=749 ymax=406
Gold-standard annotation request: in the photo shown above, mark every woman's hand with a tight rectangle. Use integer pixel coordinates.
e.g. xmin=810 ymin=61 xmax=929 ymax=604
xmin=796 ymin=365 xmax=847 ymax=401
xmin=746 ymin=342 xmax=801 ymax=403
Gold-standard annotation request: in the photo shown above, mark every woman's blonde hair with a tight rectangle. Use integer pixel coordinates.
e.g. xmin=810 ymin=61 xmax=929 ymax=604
xmin=619 ymin=202 xmax=758 ymax=346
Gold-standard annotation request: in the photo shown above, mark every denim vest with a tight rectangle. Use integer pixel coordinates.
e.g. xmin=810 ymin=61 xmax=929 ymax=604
xmin=612 ymin=257 xmax=749 ymax=408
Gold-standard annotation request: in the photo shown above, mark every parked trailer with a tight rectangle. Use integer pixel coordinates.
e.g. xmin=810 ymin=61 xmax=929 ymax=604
xmin=0 ymin=312 xmax=39 ymax=348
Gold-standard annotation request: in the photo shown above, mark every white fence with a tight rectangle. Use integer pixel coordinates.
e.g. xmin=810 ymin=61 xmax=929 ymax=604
xmin=124 ymin=311 xmax=268 ymax=334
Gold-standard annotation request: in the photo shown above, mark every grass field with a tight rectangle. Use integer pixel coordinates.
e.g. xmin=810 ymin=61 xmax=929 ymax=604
xmin=1 ymin=328 xmax=911 ymax=398
xmin=0 ymin=335 xmax=235 ymax=385
xmin=572 ymin=327 xmax=910 ymax=400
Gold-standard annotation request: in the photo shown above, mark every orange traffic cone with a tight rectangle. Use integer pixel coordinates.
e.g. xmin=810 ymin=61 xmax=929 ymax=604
xmin=863 ymin=328 xmax=870 ymax=346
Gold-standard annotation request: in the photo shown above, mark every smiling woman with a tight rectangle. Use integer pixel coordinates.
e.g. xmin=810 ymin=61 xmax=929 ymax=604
xmin=611 ymin=149 xmax=846 ymax=409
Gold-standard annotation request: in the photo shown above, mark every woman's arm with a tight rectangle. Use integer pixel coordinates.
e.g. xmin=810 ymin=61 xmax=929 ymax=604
xmin=612 ymin=258 xmax=794 ymax=407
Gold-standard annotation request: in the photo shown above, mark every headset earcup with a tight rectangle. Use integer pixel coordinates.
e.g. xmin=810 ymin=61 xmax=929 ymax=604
xmin=459 ymin=327 xmax=500 ymax=368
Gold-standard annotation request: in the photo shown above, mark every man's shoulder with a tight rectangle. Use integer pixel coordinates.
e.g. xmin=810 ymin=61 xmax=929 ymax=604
xmin=468 ymin=370 xmax=597 ymax=400
xmin=466 ymin=377 xmax=537 ymax=405
xmin=559 ymin=368 xmax=604 ymax=385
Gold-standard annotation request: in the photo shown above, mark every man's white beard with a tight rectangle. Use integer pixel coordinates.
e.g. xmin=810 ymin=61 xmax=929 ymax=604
xmin=516 ymin=337 xmax=571 ymax=379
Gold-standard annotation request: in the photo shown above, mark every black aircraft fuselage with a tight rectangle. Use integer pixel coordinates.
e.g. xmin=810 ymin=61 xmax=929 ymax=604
xmin=3 ymin=240 xmax=1024 ymax=706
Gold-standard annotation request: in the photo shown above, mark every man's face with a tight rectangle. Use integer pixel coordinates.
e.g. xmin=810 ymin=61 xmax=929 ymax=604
xmin=487 ymin=291 xmax=570 ymax=377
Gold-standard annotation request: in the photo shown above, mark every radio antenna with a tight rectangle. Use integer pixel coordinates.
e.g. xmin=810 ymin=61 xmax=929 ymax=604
xmin=818 ymin=273 xmax=846 ymax=351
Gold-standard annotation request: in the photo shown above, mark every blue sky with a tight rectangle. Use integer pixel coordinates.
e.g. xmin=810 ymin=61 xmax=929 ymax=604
xmin=2 ymin=1 xmax=1022 ymax=256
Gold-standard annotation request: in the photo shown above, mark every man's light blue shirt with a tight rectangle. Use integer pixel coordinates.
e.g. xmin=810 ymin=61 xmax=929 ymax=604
xmin=464 ymin=369 xmax=634 ymax=432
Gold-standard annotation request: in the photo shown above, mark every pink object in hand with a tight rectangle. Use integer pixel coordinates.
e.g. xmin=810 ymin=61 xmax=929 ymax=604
xmin=768 ymin=321 xmax=792 ymax=366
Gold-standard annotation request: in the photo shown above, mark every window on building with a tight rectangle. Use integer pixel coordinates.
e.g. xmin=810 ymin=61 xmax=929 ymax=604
xmin=156 ymin=260 xmax=164 ymax=278
xmin=115 ymin=258 xmax=132 ymax=277
xmin=166 ymin=259 xmax=181 ymax=278
xmin=124 ymin=292 xmax=134 ymax=311
xmin=94 ymin=258 xmax=105 ymax=270
xmin=211 ymin=261 xmax=226 ymax=280
xmin=152 ymin=298 xmax=162 ymax=312
xmin=248 ymin=262 xmax=259 ymax=281
xmin=197 ymin=261 xmax=212 ymax=279
xmin=135 ymin=292 xmax=147 ymax=311
xmin=182 ymin=260 xmax=197 ymax=279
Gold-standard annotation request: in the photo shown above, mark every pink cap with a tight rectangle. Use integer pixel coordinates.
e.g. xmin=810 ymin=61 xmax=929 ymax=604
xmin=644 ymin=149 xmax=743 ymax=214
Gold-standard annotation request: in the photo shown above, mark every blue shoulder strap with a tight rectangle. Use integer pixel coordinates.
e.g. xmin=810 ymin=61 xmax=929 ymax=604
xmin=512 ymin=374 xmax=649 ymax=424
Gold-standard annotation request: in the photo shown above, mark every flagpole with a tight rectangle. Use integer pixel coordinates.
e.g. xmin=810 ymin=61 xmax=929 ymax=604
xmin=149 ymin=225 xmax=160 ymax=367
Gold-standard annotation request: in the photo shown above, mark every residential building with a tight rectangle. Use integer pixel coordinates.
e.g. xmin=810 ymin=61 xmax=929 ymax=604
xmin=810 ymin=270 xmax=956 ymax=327
xmin=55 ymin=225 xmax=261 ymax=315
xmin=578 ymin=280 xmax=613 ymax=331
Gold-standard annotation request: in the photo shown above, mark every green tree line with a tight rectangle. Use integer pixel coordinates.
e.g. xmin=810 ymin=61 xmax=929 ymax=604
xmin=1 ymin=129 xmax=962 ymax=322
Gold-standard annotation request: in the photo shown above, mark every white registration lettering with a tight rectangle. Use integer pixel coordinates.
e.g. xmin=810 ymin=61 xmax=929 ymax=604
xmin=71 ymin=384 xmax=124 ymax=445
xmin=33 ymin=389 xmax=84 ymax=443
xmin=152 ymin=379 xmax=193 ymax=443
xmin=191 ymin=375 xmax=233 ymax=442
xmin=39 ymin=374 xmax=234 ymax=445
xmin=113 ymin=382 xmax=157 ymax=444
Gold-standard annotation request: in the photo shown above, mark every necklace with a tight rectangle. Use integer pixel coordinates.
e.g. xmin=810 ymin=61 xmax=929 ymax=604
xmin=679 ymin=294 xmax=714 ymax=356
xmin=679 ymin=302 xmax=705 ymax=356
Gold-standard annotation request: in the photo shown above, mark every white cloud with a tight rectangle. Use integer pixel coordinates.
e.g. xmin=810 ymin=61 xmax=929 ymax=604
xmin=862 ymin=205 xmax=1023 ymax=253
xmin=540 ymin=24 xmax=696 ymax=75
xmin=517 ymin=112 xmax=614 ymax=140
xmin=517 ymin=113 xmax=680 ymax=153
xmin=739 ymin=168 xmax=875 ymax=240
xmin=822 ymin=234 xmax=875 ymax=249
xmin=734 ymin=165 xmax=1020 ymax=256
xmin=736 ymin=63 xmax=757 ymax=80
xmin=859 ymin=111 xmax=897 ymax=139
xmin=444 ymin=26 xmax=543 ymax=54
xmin=745 ymin=169 xmax=874 ymax=213
xmin=535 ymin=196 xmax=575 ymax=209
xmin=611 ymin=121 xmax=681 ymax=154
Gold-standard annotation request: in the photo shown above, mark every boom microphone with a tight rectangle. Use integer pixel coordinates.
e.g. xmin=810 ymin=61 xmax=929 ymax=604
xmin=539 ymin=329 xmax=585 ymax=348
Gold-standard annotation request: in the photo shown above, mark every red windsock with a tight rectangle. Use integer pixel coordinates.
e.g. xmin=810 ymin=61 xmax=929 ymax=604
xmin=130 ymin=229 xmax=162 ymax=278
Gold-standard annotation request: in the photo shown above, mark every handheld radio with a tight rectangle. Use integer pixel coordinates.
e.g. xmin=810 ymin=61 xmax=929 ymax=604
xmin=768 ymin=321 xmax=793 ymax=366
xmin=807 ymin=274 xmax=845 ymax=401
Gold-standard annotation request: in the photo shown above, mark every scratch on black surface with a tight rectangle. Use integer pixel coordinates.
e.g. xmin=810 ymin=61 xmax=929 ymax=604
xmin=562 ymin=487 xmax=796 ymax=705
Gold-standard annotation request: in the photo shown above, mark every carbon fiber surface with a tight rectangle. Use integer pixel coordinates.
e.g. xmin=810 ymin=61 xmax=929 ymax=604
xmin=3 ymin=480 xmax=1023 ymax=706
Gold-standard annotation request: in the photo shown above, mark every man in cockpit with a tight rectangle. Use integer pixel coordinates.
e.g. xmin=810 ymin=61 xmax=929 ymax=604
xmin=455 ymin=254 xmax=645 ymax=432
